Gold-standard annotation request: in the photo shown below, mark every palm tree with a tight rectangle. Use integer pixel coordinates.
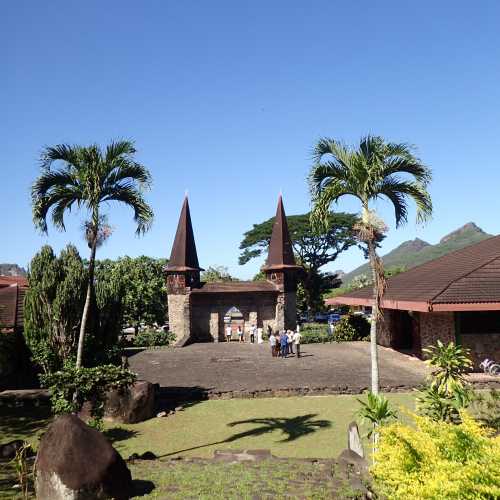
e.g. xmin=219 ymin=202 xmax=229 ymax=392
xmin=310 ymin=135 xmax=432 ymax=394
xmin=32 ymin=140 xmax=154 ymax=368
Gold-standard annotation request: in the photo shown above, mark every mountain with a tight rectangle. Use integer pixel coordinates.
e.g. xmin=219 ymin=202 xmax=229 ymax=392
xmin=342 ymin=222 xmax=492 ymax=285
xmin=0 ymin=263 xmax=26 ymax=277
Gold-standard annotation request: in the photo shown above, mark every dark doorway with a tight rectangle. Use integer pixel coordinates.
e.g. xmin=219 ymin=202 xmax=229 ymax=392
xmin=392 ymin=310 xmax=415 ymax=350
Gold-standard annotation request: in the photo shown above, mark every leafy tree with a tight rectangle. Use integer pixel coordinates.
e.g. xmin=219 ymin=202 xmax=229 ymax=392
xmin=24 ymin=246 xmax=127 ymax=372
xmin=310 ymin=135 xmax=432 ymax=394
xmin=110 ymin=256 xmax=167 ymax=333
xmin=24 ymin=245 xmax=87 ymax=372
xmin=201 ymin=265 xmax=238 ymax=283
xmin=240 ymin=212 xmax=357 ymax=311
xmin=31 ymin=140 xmax=154 ymax=368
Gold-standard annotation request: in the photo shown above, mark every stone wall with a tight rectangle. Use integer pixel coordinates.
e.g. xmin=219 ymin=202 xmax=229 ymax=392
xmin=418 ymin=312 xmax=455 ymax=356
xmin=461 ymin=334 xmax=500 ymax=368
xmin=190 ymin=292 xmax=278 ymax=342
xmin=378 ymin=309 xmax=396 ymax=347
xmin=167 ymin=294 xmax=191 ymax=345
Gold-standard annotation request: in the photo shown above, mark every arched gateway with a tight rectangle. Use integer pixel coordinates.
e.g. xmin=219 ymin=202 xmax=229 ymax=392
xmin=165 ymin=195 xmax=301 ymax=346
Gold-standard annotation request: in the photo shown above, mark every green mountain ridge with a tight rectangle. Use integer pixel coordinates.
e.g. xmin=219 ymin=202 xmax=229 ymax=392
xmin=342 ymin=222 xmax=492 ymax=285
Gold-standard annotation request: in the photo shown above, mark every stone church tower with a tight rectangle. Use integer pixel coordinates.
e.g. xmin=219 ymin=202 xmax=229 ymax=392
xmin=262 ymin=194 xmax=301 ymax=331
xmin=165 ymin=194 xmax=300 ymax=345
xmin=165 ymin=196 xmax=203 ymax=345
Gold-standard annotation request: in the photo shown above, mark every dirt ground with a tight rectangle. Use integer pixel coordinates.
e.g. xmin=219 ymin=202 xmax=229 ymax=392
xmin=127 ymin=341 xmax=428 ymax=397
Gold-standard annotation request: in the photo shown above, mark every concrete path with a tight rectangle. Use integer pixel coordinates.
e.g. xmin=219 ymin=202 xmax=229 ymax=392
xmin=127 ymin=341 xmax=429 ymax=398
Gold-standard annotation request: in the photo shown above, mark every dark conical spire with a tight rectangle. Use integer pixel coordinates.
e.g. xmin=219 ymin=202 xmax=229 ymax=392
xmin=263 ymin=195 xmax=300 ymax=271
xmin=166 ymin=196 xmax=202 ymax=271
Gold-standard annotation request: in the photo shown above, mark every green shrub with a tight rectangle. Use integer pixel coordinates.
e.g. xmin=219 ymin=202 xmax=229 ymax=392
xmin=300 ymin=323 xmax=330 ymax=344
xmin=332 ymin=314 xmax=370 ymax=342
xmin=372 ymin=412 xmax=500 ymax=499
xmin=40 ymin=364 xmax=136 ymax=429
xmin=417 ymin=340 xmax=474 ymax=423
xmin=133 ymin=328 xmax=176 ymax=347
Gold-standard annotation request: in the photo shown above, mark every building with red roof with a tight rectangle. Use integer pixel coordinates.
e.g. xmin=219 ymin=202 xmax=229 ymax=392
xmin=328 ymin=236 xmax=500 ymax=366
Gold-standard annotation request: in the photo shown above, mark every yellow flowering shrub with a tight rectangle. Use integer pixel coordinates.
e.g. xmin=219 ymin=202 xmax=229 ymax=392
xmin=372 ymin=412 xmax=500 ymax=499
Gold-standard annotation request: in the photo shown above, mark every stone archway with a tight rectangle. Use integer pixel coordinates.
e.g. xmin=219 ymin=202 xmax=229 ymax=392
xmin=224 ymin=306 xmax=245 ymax=341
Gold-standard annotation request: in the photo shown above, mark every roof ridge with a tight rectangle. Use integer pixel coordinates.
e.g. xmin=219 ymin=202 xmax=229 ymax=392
xmin=429 ymin=249 xmax=500 ymax=306
xmin=378 ymin=234 xmax=499 ymax=288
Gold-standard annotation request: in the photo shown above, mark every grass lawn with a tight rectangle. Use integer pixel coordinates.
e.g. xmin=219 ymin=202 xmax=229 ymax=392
xmin=0 ymin=393 xmax=417 ymax=499
xmin=107 ymin=393 xmax=416 ymax=460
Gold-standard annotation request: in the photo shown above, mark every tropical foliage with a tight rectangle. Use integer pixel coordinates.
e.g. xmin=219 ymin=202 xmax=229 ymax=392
xmin=109 ymin=256 xmax=167 ymax=333
xmin=132 ymin=328 xmax=176 ymax=347
xmin=40 ymin=364 xmax=136 ymax=429
xmin=201 ymin=265 xmax=239 ymax=283
xmin=31 ymin=140 xmax=154 ymax=368
xmin=417 ymin=341 xmax=473 ymax=423
xmin=357 ymin=392 xmax=397 ymax=461
xmin=24 ymin=245 xmax=127 ymax=373
xmin=310 ymin=135 xmax=432 ymax=393
xmin=372 ymin=412 xmax=500 ymax=500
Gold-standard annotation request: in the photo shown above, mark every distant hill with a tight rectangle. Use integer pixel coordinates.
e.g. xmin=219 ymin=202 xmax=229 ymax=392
xmin=342 ymin=222 xmax=492 ymax=285
xmin=0 ymin=264 xmax=26 ymax=277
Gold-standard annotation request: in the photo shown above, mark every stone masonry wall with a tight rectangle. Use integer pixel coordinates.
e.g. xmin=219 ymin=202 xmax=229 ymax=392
xmin=461 ymin=334 xmax=500 ymax=369
xmin=190 ymin=292 xmax=278 ymax=342
xmin=418 ymin=311 xmax=455 ymax=357
xmin=378 ymin=309 xmax=396 ymax=347
xmin=167 ymin=294 xmax=191 ymax=345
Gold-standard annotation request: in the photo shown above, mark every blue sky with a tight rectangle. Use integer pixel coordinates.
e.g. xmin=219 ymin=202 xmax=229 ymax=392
xmin=2 ymin=1 xmax=500 ymax=279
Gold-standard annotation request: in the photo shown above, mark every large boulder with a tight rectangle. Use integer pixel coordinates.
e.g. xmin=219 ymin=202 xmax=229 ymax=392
xmin=35 ymin=414 xmax=133 ymax=500
xmin=104 ymin=380 xmax=155 ymax=424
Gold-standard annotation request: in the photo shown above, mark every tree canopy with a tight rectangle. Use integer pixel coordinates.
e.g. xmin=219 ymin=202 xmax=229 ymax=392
xmin=239 ymin=212 xmax=357 ymax=270
xmin=201 ymin=265 xmax=238 ymax=283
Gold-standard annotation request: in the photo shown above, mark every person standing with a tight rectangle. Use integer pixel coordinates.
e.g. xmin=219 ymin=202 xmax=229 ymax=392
xmin=280 ymin=331 xmax=288 ymax=358
xmin=293 ymin=329 xmax=302 ymax=358
xmin=250 ymin=324 xmax=257 ymax=344
xmin=269 ymin=332 xmax=277 ymax=357
xmin=237 ymin=325 xmax=244 ymax=342
xmin=225 ymin=325 xmax=232 ymax=342
xmin=257 ymin=326 xmax=263 ymax=344
xmin=287 ymin=330 xmax=294 ymax=355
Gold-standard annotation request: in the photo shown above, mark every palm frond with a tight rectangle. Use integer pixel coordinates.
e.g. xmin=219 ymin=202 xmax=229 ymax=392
xmin=105 ymin=140 xmax=136 ymax=165
xmin=378 ymin=178 xmax=432 ymax=226
xmin=103 ymin=158 xmax=152 ymax=190
xmin=40 ymin=144 xmax=82 ymax=171
xmin=102 ymin=185 xmax=154 ymax=234
xmin=379 ymin=157 xmax=432 ymax=186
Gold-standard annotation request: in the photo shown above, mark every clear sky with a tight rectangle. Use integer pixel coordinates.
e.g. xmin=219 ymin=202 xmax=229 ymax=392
xmin=2 ymin=1 xmax=500 ymax=279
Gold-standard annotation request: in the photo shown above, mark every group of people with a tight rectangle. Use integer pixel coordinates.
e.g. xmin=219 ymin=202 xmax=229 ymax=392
xmin=269 ymin=328 xmax=302 ymax=358
xmin=223 ymin=324 xmax=302 ymax=358
xmin=224 ymin=324 xmax=262 ymax=343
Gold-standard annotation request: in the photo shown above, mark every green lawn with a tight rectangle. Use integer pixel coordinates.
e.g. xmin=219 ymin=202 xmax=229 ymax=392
xmin=0 ymin=393 xmax=417 ymax=499
xmin=107 ymin=393 xmax=416 ymax=460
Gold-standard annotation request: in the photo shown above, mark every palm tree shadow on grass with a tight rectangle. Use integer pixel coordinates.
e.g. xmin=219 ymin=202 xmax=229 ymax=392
xmin=160 ymin=413 xmax=331 ymax=457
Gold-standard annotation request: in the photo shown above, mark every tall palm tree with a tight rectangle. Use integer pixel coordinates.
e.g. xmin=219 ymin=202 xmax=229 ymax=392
xmin=32 ymin=140 xmax=154 ymax=368
xmin=310 ymin=135 xmax=432 ymax=394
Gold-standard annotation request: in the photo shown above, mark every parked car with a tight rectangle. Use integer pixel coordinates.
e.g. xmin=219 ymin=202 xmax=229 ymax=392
xmin=314 ymin=312 xmax=330 ymax=323
xmin=327 ymin=313 xmax=341 ymax=324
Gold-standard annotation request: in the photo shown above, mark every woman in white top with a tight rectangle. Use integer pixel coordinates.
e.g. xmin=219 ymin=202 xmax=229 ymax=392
xmin=225 ymin=325 xmax=232 ymax=342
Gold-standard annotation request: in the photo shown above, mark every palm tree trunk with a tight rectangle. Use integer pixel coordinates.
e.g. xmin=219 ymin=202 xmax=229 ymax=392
xmin=367 ymin=239 xmax=382 ymax=395
xmin=76 ymin=230 xmax=98 ymax=368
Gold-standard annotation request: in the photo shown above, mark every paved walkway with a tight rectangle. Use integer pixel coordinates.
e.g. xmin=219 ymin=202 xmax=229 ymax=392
xmin=127 ymin=342 xmax=429 ymax=398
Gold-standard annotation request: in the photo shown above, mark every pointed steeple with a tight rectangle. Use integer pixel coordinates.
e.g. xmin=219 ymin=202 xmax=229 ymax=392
xmin=166 ymin=196 xmax=202 ymax=271
xmin=263 ymin=195 xmax=301 ymax=271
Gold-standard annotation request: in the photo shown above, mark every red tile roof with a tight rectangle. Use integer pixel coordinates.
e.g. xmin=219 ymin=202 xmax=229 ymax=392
xmin=328 ymin=235 xmax=500 ymax=311
xmin=0 ymin=275 xmax=28 ymax=287
xmin=191 ymin=281 xmax=279 ymax=294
